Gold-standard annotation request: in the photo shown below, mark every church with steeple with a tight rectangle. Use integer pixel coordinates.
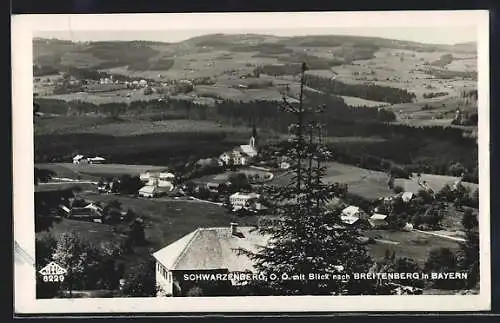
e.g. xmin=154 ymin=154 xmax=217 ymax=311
xmin=239 ymin=123 xmax=258 ymax=158
xmin=218 ymin=123 xmax=259 ymax=166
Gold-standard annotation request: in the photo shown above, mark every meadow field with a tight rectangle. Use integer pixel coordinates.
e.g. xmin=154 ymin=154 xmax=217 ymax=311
xmin=68 ymin=119 xmax=251 ymax=136
xmin=363 ymin=229 xmax=462 ymax=267
xmin=270 ymin=161 xmax=477 ymax=201
xmin=37 ymin=163 xmax=168 ymax=178
xmin=192 ymin=168 xmax=273 ymax=185
xmin=340 ymin=96 xmax=387 ymax=107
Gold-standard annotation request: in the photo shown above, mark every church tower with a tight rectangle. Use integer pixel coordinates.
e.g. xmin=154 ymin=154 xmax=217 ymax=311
xmin=250 ymin=121 xmax=258 ymax=148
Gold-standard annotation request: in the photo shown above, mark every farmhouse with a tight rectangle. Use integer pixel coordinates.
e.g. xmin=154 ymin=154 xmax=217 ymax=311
xmin=341 ymin=206 xmax=365 ymax=219
xmin=401 ymin=192 xmax=414 ymax=203
xmin=140 ymin=171 xmax=176 ymax=187
xmin=84 ymin=202 xmax=104 ymax=214
xmin=138 ymin=185 xmax=170 ymax=198
xmin=87 ymin=156 xmax=106 ymax=164
xmin=368 ymin=213 xmax=389 ymax=228
xmin=73 ymin=154 xmax=85 ymax=164
xmin=69 ymin=205 xmax=103 ymax=221
xmin=152 ymin=223 xmax=269 ymax=297
xmin=229 ymin=192 xmax=261 ymax=211
xmin=219 ymin=150 xmax=248 ymax=166
xmin=340 ymin=215 xmax=360 ymax=226
xmin=280 ymin=161 xmax=291 ymax=170
xmin=59 ymin=204 xmax=71 ymax=216
xmin=219 ymin=152 xmax=232 ymax=165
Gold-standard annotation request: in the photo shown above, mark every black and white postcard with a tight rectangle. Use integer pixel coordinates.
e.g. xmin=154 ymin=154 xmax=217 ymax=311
xmin=12 ymin=11 xmax=491 ymax=314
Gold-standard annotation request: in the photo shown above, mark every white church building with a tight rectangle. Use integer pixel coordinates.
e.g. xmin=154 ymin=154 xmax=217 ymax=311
xmin=219 ymin=134 xmax=258 ymax=167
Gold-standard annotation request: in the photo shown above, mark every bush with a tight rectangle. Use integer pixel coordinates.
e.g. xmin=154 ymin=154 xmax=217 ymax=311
xmin=461 ymin=209 xmax=478 ymax=230
xmin=393 ymin=186 xmax=404 ymax=194
xmin=121 ymin=259 xmax=157 ymax=297
xmin=424 ymin=247 xmax=463 ymax=289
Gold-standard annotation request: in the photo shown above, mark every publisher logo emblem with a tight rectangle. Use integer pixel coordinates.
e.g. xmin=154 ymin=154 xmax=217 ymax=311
xmin=39 ymin=261 xmax=67 ymax=282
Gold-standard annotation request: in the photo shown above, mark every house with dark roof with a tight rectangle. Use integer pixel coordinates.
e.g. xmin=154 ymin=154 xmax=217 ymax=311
xmin=152 ymin=223 xmax=268 ymax=297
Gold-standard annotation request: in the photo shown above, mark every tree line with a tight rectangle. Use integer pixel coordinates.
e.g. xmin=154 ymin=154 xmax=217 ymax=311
xmin=303 ymin=74 xmax=416 ymax=104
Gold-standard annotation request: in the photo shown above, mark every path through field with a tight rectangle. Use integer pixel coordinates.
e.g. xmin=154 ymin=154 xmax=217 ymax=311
xmin=374 ymin=238 xmax=400 ymax=245
xmin=413 ymin=229 xmax=466 ymax=242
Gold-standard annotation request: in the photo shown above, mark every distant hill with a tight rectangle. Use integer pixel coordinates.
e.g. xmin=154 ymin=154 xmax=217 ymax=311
xmin=448 ymin=42 xmax=477 ymax=53
xmin=178 ymin=33 xmax=477 ymax=53
xmin=32 ymin=34 xmax=477 ymax=75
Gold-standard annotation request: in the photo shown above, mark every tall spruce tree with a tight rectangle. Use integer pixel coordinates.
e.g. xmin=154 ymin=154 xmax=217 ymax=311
xmin=237 ymin=63 xmax=377 ymax=296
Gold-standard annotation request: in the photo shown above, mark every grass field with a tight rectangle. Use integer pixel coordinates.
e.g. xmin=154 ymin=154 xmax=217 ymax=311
xmin=35 ymin=116 xmax=119 ymax=135
xmin=363 ymin=229 xmax=462 ymax=267
xmin=193 ymin=168 xmax=273 ymax=185
xmin=43 ymin=89 xmax=163 ymax=104
xmin=70 ymin=119 xmax=250 ymax=136
xmin=38 ymin=163 xmax=168 ymax=178
xmin=340 ymin=96 xmax=387 ymax=107
xmin=47 ymin=218 xmax=129 ymax=245
xmin=270 ymin=161 xmax=477 ymax=201
xmin=271 ymin=161 xmax=393 ymax=200
xmin=35 ymin=182 xmax=96 ymax=192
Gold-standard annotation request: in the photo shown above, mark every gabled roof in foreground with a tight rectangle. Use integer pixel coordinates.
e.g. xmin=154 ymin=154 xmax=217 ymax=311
xmin=152 ymin=227 xmax=269 ymax=272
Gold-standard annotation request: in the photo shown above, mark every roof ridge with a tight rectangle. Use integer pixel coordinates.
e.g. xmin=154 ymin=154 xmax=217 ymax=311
xmin=171 ymin=228 xmax=202 ymax=269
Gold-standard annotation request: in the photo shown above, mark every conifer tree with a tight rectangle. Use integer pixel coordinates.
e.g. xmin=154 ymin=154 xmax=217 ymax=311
xmin=237 ymin=63 xmax=377 ymax=296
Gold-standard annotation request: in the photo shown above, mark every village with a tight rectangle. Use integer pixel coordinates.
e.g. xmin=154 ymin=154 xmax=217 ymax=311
xmin=35 ymin=122 xmax=478 ymax=297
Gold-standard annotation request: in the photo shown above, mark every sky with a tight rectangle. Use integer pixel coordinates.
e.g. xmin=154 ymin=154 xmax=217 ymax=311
xmin=28 ymin=12 xmax=484 ymax=45
xmin=36 ymin=25 xmax=478 ymax=45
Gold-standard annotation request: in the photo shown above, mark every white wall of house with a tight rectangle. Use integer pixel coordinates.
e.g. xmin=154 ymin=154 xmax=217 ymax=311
xmin=139 ymin=192 xmax=154 ymax=198
xmin=230 ymin=193 xmax=259 ymax=209
xmin=219 ymin=153 xmax=231 ymax=165
xmin=156 ymin=262 xmax=173 ymax=297
xmin=233 ymin=155 xmax=247 ymax=166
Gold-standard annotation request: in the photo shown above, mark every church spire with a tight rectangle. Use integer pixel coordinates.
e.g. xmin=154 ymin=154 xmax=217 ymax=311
xmin=250 ymin=119 xmax=258 ymax=148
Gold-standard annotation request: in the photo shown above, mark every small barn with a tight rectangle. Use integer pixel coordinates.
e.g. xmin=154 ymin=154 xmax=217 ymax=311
xmin=368 ymin=213 xmax=389 ymax=228
xmin=341 ymin=206 xmax=365 ymax=219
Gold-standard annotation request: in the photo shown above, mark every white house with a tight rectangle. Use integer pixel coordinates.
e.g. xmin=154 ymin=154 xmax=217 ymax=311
xmin=232 ymin=151 xmax=247 ymax=166
xmin=401 ymin=192 xmax=414 ymax=203
xmin=219 ymin=152 xmax=232 ymax=165
xmin=84 ymin=202 xmax=103 ymax=214
xmin=403 ymin=222 xmax=414 ymax=231
xmin=138 ymin=185 xmax=169 ymax=198
xmin=368 ymin=213 xmax=389 ymax=228
xmin=280 ymin=161 xmax=291 ymax=170
xmin=159 ymin=172 xmax=175 ymax=181
xmin=73 ymin=154 xmax=85 ymax=164
xmin=152 ymin=224 xmax=269 ymax=297
xmin=140 ymin=171 xmax=175 ymax=187
xmin=229 ymin=192 xmax=261 ymax=211
xmin=87 ymin=156 xmax=106 ymax=164
xmin=341 ymin=206 xmax=364 ymax=219
xmin=340 ymin=215 xmax=360 ymax=226
xmin=219 ymin=150 xmax=247 ymax=166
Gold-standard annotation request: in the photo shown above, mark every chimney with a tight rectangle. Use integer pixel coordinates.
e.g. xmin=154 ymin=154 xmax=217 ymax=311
xmin=230 ymin=222 xmax=238 ymax=236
